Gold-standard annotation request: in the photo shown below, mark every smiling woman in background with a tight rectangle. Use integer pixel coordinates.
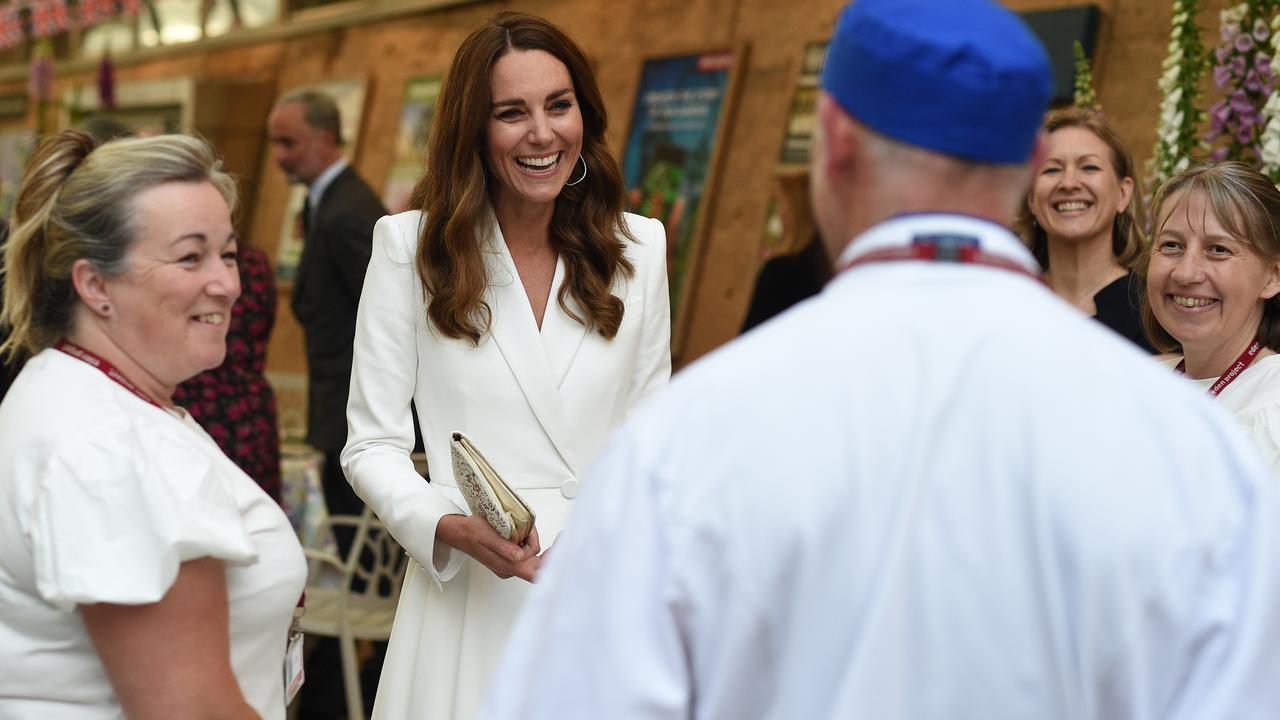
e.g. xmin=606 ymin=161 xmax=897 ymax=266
xmin=0 ymin=131 xmax=305 ymax=719
xmin=1140 ymin=160 xmax=1280 ymax=471
xmin=1018 ymin=107 xmax=1154 ymax=351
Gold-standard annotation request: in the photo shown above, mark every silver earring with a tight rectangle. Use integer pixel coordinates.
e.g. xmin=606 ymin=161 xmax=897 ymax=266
xmin=565 ymin=155 xmax=588 ymax=187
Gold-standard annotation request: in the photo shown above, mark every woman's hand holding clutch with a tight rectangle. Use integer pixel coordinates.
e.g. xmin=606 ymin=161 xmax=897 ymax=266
xmin=437 ymin=514 xmax=543 ymax=582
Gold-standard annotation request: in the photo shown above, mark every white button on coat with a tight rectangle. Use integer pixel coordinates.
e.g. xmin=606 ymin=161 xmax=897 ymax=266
xmin=560 ymin=477 xmax=581 ymax=499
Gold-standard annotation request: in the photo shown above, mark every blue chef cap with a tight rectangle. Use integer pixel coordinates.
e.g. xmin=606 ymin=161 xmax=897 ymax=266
xmin=820 ymin=0 xmax=1053 ymax=165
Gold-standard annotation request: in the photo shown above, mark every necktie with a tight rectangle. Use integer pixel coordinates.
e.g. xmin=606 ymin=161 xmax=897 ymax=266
xmin=300 ymin=196 xmax=312 ymax=239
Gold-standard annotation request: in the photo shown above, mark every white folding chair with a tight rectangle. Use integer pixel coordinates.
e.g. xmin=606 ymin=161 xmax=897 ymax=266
xmin=297 ymin=506 xmax=405 ymax=720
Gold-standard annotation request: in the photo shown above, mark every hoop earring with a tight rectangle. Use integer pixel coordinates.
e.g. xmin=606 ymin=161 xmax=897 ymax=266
xmin=564 ymin=155 xmax=588 ymax=187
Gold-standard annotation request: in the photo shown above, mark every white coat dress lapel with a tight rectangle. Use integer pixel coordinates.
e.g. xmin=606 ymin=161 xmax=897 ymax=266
xmin=484 ymin=217 xmax=583 ymax=475
xmin=539 ymin=258 xmax=589 ymax=388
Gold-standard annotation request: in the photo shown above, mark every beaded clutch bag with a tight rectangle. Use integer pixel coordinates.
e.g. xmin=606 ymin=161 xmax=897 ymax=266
xmin=449 ymin=431 xmax=535 ymax=545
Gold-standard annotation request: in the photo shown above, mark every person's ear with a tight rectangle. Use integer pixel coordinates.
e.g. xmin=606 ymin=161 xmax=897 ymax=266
xmin=815 ymin=94 xmax=858 ymax=180
xmin=1116 ymin=175 xmax=1135 ymax=214
xmin=71 ymin=258 xmax=113 ymax=318
xmin=1261 ymin=256 xmax=1280 ymax=300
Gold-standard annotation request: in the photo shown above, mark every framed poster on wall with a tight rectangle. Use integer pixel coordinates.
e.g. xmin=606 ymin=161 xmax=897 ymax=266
xmin=274 ymin=77 xmax=369 ymax=284
xmin=621 ymin=46 xmax=747 ymax=357
xmin=382 ymin=74 xmax=442 ymax=215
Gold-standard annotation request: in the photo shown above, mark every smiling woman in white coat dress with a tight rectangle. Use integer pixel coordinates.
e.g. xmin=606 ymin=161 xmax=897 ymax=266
xmin=342 ymin=11 xmax=671 ymax=719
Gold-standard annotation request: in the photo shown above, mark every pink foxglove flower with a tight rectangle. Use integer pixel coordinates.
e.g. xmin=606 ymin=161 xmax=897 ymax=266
xmin=1254 ymin=18 xmax=1270 ymax=42
xmin=1215 ymin=64 xmax=1234 ymax=87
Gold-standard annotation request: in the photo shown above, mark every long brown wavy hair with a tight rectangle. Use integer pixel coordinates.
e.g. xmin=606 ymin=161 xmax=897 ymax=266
xmin=410 ymin=11 xmax=634 ymax=344
xmin=1014 ymin=107 xmax=1145 ymax=270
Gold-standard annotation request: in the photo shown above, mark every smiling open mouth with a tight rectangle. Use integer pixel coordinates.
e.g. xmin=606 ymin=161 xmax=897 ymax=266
xmin=1053 ymin=200 xmax=1091 ymax=212
xmin=516 ymin=152 xmax=561 ymax=172
xmin=193 ymin=313 xmax=225 ymax=324
xmin=1171 ymin=295 xmax=1216 ymax=308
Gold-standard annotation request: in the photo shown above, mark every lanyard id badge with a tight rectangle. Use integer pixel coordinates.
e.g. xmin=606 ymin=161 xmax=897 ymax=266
xmin=1175 ymin=338 xmax=1263 ymax=397
xmin=54 ymin=339 xmax=163 ymax=408
xmin=284 ymin=597 xmax=305 ymax=704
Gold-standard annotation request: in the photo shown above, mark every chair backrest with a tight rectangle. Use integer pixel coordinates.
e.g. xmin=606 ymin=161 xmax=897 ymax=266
xmin=344 ymin=507 xmax=407 ymax=602
xmin=304 ymin=507 xmax=407 ymax=602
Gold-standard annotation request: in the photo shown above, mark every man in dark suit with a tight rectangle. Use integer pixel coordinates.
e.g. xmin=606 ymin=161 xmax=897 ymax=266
xmin=268 ymin=90 xmax=385 ymax=526
xmin=268 ymin=90 xmax=386 ymax=719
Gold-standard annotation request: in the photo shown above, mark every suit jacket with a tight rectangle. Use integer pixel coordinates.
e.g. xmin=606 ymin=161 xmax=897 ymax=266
xmin=292 ymin=165 xmax=387 ymax=452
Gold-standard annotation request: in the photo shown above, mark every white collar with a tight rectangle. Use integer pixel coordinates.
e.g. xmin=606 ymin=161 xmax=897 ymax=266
xmin=307 ymin=157 xmax=349 ymax=212
xmin=835 ymin=213 xmax=1039 ymax=273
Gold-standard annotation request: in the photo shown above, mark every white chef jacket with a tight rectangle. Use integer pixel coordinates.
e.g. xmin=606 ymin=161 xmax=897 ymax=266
xmin=482 ymin=214 xmax=1280 ymax=719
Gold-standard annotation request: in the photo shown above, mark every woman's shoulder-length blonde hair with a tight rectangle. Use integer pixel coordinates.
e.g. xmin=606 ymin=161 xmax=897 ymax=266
xmin=1137 ymin=160 xmax=1280 ymax=353
xmin=1014 ymin=107 xmax=1145 ymax=271
xmin=410 ymin=11 xmax=634 ymax=344
xmin=2 ymin=131 xmax=236 ymax=360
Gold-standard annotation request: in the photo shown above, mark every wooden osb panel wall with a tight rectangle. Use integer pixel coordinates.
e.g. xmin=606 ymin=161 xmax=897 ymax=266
xmin=0 ymin=0 xmax=1237 ymax=374
xmin=253 ymin=0 xmax=754 ymax=373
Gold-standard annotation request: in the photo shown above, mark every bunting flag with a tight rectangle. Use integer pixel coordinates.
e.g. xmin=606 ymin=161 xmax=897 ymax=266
xmin=77 ymin=0 xmax=117 ymax=28
xmin=30 ymin=0 xmax=73 ymax=38
xmin=0 ymin=0 xmax=128 ymax=49
xmin=0 ymin=5 xmax=24 ymax=50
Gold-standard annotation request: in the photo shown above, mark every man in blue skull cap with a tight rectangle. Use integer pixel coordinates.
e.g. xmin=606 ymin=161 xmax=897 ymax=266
xmin=481 ymin=1 xmax=1280 ymax=717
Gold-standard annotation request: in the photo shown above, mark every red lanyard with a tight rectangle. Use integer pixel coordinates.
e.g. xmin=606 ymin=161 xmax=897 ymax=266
xmin=1175 ymin=338 xmax=1262 ymax=398
xmin=837 ymin=235 xmax=1044 ymax=285
xmin=54 ymin=339 xmax=163 ymax=409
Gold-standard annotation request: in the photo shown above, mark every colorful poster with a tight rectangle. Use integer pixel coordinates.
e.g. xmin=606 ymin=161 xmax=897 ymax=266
xmin=779 ymin=41 xmax=828 ymax=165
xmin=621 ymin=49 xmax=739 ymax=348
xmin=382 ymin=75 xmax=442 ymax=215
xmin=275 ymin=77 xmax=368 ymax=284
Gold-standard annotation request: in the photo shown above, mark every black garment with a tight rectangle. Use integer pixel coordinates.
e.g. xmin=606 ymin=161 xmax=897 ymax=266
xmin=321 ymin=451 xmax=365 ymax=555
xmin=296 ymin=452 xmax=385 ymax=720
xmin=292 ymin=167 xmax=385 ymax=720
xmin=740 ymin=238 xmax=832 ymax=333
xmin=291 ymin=165 xmax=387 ymax=454
xmin=1092 ymin=272 xmax=1156 ymax=354
xmin=0 ymin=343 xmax=14 ymax=403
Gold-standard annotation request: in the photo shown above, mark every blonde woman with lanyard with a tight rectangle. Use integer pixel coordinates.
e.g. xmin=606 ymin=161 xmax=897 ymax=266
xmin=1140 ymin=160 xmax=1280 ymax=470
xmin=0 ymin=131 xmax=305 ymax=718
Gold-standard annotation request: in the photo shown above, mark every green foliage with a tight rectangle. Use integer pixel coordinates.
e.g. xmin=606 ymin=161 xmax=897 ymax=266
xmin=1072 ymin=41 xmax=1101 ymax=111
